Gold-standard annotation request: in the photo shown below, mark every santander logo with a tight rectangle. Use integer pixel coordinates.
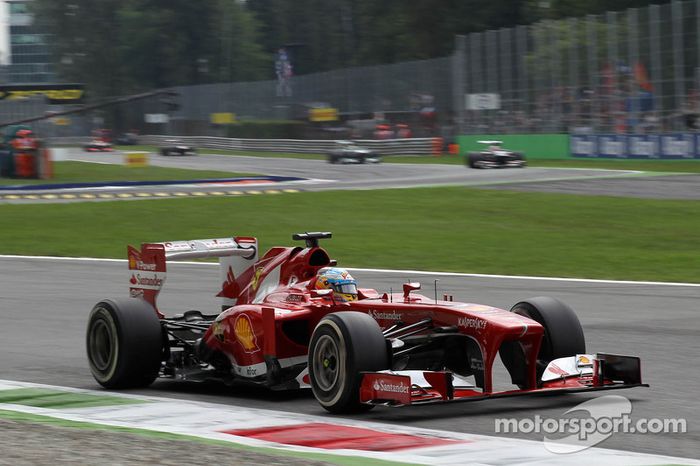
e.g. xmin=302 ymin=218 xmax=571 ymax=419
xmin=373 ymin=379 xmax=410 ymax=394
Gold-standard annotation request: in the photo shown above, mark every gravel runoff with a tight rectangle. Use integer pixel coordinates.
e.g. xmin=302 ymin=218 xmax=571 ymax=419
xmin=0 ymin=418 xmax=333 ymax=466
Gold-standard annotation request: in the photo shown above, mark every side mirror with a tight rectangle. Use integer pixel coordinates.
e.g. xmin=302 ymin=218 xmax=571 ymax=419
xmin=403 ymin=282 xmax=421 ymax=300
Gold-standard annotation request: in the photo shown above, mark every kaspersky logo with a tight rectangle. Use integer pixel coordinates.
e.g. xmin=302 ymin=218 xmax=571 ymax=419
xmin=373 ymin=379 xmax=410 ymax=394
xmin=458 ymin=316 xmax=487 ymax=330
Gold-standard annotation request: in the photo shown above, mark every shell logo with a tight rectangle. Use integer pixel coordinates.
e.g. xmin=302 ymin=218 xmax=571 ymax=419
xmin=128 ymin=255 xmax=137 ymax=269
xmin=577 ymin=355 xmax=592 ymax=365
xmin=234 ymin=314 xmax=259 ymax=353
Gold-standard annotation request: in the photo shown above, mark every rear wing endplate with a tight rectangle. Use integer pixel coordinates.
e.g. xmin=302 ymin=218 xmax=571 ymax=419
xmin=128 ymin=236 xmax=258 ymax=317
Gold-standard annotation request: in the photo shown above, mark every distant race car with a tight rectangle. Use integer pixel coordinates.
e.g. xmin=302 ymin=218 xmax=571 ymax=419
xmin=115 ymin=132 xmax=139 ymax=145
xmin=466 ymin=140 xmax=526 ymax=169
xmin=160 ymin=139 xmax=196 ymax=156
xmin=83 ymin=139 xmax=114 ymax=152
xmin=86 ymin=231 xmax=646 ymax=414
xmin=327 ymin=140 xmax=380 ymax=164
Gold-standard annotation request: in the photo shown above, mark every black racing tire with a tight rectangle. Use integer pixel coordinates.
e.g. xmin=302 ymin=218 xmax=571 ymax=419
xmin=467 ymin=152 xmax=481 ymax=169
xmin=501 ymin=297 xmax=585 ymax=387
xmin=160 ymin=149 xmax=168 ymax=156
xmin=86 ymin=298 xmax=164 ymax=389
xmin=327 ymin=154 xmax=337 ymax=164
xmin=308 ymin=312 xmax=390 ymax=414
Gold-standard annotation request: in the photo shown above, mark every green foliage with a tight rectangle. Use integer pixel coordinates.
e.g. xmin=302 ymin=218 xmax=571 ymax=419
xmin=33 ymin=0 xmax=269 ymax=98
xmin=33 ymin=0 xmax=674 ymax=100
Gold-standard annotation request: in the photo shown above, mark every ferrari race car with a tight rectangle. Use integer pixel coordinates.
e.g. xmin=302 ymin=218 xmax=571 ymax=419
xmin=83 ymin=139 xmax=114 ymax=152
xmin=160 ymin=139 xmax=196 ymax=156
xmin=466 ymin=140 xmax=526 ymax=169
xmin=327 ymin=140 xmax=380 ymax=164
xmin=87 ymin=232 xmax=646 ymax=413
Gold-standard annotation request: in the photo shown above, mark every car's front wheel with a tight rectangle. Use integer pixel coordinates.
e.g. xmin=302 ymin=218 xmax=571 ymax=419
xmin=308 ymin=312 xmax=390 ymax=413
xmin=500 ymin=297 xmax=585 ymax=388
xmin=86 ymin=298 xmax=164 ymax=389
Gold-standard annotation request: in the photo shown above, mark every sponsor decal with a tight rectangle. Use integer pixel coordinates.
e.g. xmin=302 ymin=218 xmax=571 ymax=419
xmin=372 ymin=379 xmax=410 ymax=394
xmin=250 ymin=266 xmax=264 ymax=292
xmin=369 ymin=310 xmax=402 ymax=321
xmin=0 ymin=84 xmax=85 ymax=104
xmin=546 ymin=363 xmax=569 ymax=377
xmin=457 ymin=316 xmax=487 ymax=330
xmin=246 ymin=366 xmax=257 ymax=377
xmin=470 ymin=357 xmax=484 ymax=371
xmin=286 ymin=294 xmax=304 ymax=303
xmin=233 ymin=314 xmax=259 ymax=353
xmin=129 ymin=273 xmax=164 ymax=290
xmin=576 ymin=354 xmax=594 ymax=369
xmin=133 ymin=260 xmax=156 ymax=271
xmin=212 ymin=321 xmax=225 ymax=343
xmin=129 ymin=289 xmax=144 ymax=298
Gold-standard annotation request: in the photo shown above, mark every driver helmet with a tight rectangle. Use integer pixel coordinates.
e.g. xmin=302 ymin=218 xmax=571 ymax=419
xmin=314 ymin=267 xmax=358 ymax=302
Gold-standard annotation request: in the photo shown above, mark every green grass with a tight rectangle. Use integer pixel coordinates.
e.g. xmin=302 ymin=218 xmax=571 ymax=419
xmin=0 ymin=161 xmax=256 ymax=186
xmin=115 ymin=145 xmax=700 ymax=172
xmin=1 ymin=187 xmax=698 ymax=283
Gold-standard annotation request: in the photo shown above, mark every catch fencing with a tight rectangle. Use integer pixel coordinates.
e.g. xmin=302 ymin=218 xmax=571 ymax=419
xmin=162 ymin=0 xmax=700 ymax=136
xmin=10 ymin=1 xmax=700 ymax=140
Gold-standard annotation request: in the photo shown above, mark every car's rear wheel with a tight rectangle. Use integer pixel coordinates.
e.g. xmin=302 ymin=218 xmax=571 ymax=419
xmin=308 ymin=312 xmax=390 ymax=413
xmin=86 ymin=298 xmax=164 ymax=389
xmin=500 ymin=297 xmax=585 ymax=388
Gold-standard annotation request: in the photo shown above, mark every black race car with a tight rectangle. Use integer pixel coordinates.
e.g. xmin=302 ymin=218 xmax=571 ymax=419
xmin=160 ymin=139 xmax=196 ymax=156
xmin=327 ymin=140 xmax=380 ymax=164
xmin=466 ymin=141 xmax=526 ymax=169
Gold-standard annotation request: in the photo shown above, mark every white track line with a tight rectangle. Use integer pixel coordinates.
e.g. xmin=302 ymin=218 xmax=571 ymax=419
xmin=2 ymin=254 xmax=699 ymax=287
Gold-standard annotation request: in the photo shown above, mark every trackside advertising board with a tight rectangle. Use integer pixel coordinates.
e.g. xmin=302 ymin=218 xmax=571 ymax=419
xmin=571 ymin=134 xmax=700 ymax=159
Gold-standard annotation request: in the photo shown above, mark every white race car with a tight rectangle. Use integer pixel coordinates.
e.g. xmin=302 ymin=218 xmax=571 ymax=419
xmin=466 ymin=140 xmax=526 ymax=169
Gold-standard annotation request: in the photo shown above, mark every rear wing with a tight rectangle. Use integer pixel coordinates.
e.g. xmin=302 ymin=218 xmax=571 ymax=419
xmin=128 ymin=237 xmax=258 ymax=317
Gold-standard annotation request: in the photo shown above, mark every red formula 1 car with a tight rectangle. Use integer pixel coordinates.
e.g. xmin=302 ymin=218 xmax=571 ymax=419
xmin=86 ymin=232 xmax=647 ymax=413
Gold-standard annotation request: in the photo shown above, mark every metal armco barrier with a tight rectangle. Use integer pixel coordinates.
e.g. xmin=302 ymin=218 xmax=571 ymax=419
xmin=571 ymin=134 xmax=700 ymax=159
xmin=49 ymin=136 xmax=438 ymax=156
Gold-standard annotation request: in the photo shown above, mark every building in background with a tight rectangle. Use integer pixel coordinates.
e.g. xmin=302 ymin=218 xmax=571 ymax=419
xmin=6 ymin=0 xmax=53 ymax=83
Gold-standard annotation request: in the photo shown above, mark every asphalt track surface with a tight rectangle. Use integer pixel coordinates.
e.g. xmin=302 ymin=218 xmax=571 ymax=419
xmin=0 ymin=149 xmax=655 ymax=203
xmin=2 ymin=256 xmax=698 ymax=459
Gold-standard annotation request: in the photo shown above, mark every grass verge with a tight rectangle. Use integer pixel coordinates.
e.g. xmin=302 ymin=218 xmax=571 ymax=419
xmin=0 ymin=187 xmax=697 ymax=283
xmin=0 ymin=161 xmax=256 ymax=186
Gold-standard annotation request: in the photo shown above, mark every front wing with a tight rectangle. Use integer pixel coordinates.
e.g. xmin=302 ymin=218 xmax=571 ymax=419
xmin=359 ymin=353 xmax=647 ymax=407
